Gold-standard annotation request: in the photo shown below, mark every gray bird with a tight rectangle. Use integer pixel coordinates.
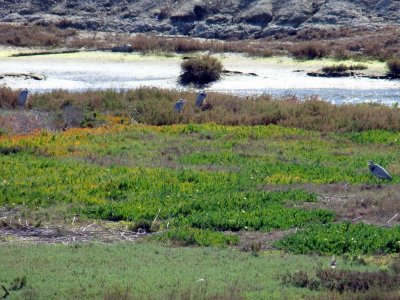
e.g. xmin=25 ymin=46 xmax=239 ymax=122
xmin=330 ymin=255 xmax=337 ymax=269
xmin=368 ymin=161 xmax=392 ymax=181
xmin=174 ymin=99 xmax=186 ymax=113
xmin=16 ymin=88 xmax=29 ymax=107
xmin=195 ymin=91 xmax=207 ymax=107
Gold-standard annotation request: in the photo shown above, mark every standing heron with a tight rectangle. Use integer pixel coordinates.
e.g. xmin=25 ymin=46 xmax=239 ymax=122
xmin=174 ymin=99 xmax=186 ymax=113
xmin=368 ymin=160 xmax=392 ymax=181
xmin=16 ymin=88 xmax=29 ymax=108
xmin=195 ymin=91 xmax=207 ymax=107
xmin=330 ymin=255 xmax=337 ymax=269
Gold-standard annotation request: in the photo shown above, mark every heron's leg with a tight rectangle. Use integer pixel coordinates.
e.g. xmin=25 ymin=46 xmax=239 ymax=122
xmin=376 ymin=178 xmax=382 ymax=189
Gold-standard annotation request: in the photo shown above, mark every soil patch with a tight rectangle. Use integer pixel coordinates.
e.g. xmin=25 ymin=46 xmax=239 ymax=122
xmin=0 ymin=207 xmax=148 ymax=244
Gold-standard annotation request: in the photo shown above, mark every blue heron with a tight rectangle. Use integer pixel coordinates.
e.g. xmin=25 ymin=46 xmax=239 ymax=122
xmin=195 ymin=91 xmax=207 ymax=107
xmin=174 ymin=99 xmax=186 ymax=113
xmin=16 ymin=88 xmax=29 ymax=108
xmin=368 ymin=161 xmax=392 ymax=181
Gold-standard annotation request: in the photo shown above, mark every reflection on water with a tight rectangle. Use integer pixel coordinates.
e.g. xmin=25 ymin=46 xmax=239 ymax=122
xmin=217 ymin=88 xmax=400 ymax=105
xmin=1 ymin=53 xmax=399 ymax=105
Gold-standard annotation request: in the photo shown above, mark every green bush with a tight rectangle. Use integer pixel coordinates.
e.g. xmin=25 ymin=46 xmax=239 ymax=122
xmin=179 ymin=55 xmax=223 ymax=85
xmin=387 ymin=57 xmax=400 ymax=77
xmin=275 ymin=222 xmax=400 ymax=255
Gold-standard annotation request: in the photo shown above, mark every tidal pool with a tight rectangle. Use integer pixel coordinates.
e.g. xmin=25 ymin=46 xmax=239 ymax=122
xmin=1 ymin=50 xmax=399 ymax=105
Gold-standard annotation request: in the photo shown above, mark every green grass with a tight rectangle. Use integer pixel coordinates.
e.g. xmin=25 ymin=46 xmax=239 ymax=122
xmin=0 ymin=152 xmax=334 ymax=234
xmin=1 ymin=123 xmax=400 ymax=249
xmin=275 ymin=222 xmax=400 ymax=255
xmin=0 ymin=243 xmax=384 ymax=300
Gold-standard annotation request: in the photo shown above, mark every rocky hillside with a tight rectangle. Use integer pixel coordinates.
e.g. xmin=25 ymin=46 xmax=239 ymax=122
xmin=0 ymin=0 xmax=399 ymax=39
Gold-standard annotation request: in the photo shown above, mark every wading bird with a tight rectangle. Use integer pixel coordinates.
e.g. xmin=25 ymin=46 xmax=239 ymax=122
xmin=330 ymin=256 xmax=337 ymax=269
xmin=174 ymin=99 xmax=186 ymax=113
xmin=195 ymin=91 xmax=207 ymax=107
xmin=16 ymin=88 xmax=29 ymax=108
xmin=368 ymin=160 xmax=392 ymax=181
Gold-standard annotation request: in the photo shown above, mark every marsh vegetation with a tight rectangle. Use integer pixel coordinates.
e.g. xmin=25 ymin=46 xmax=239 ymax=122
xmin=1 ymin=22 xmax=400 ymax=299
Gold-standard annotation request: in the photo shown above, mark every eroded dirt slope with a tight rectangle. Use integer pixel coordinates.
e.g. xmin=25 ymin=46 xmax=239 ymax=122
xmin=0 ymin=0 xmax=399 ymax=39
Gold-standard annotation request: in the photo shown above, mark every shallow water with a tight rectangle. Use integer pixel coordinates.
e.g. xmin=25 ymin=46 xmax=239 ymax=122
xmin=1 ymin=52 xmax=399 ymax=104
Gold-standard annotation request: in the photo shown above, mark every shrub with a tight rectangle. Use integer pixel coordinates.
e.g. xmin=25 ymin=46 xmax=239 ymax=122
xmin=387 ymin=58 xmax=400 ymax=77
xmin=321 ymin=64 xmax=367 ymax=74
xmin=0 ymin=146 xmax=27 ymax=155
xmin=179 ymin=55 xmax=223 ymax=86
xmin=0 ymin=85 xmax=18 ymax=108
xmin=290 ymin=42 xmax=329 ymax=59
xmin=282 ymin=269 xmax=400 ymax=294
xmin=281 ymin=271 xmax=311 ymax=288
xmin=0 ymin=24 xmax=75 ymax=48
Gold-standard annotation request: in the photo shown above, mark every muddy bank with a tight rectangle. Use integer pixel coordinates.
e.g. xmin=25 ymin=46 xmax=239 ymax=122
xmin=0 ymin=207 xmax=148 ymax=244
xmin=0 ymin=72 xmax=46 ymax=80
xmin=307 ymin=71 xmax=397 ymax=80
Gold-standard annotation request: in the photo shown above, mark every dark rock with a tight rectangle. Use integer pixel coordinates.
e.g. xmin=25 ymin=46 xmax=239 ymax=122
xmin=205 ymin=14 xmax=232 ymax=24
xmin=111 ymin=44 xmax=133 ymax=52
xmin=1 ymin=72 xmax=46 ymax=80
xmin=236 ymin=1 xmax=273 ymax=26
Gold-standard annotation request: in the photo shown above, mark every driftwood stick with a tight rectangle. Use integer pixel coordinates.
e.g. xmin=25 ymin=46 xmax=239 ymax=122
xmin=82 ymin=222 xmax=96 ymax=232
xmin=387 ymin=213 xmax=399 ymax=224
xmin=151 ymin=208 xmax=161 ymax=229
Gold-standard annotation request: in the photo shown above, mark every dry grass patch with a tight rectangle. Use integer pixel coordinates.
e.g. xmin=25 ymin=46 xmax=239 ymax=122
xmin=0 ymin=23 xmax=76 ymax=47
xmin=289 ymin=184 xmax=400 ymax=226
xmin=290 ymin=42 xmax=330 ymax=59
xmin=2 ymin=23 xmax=399 ymax=60
xmin=0 ymin=85 xmax=19 ymax=108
